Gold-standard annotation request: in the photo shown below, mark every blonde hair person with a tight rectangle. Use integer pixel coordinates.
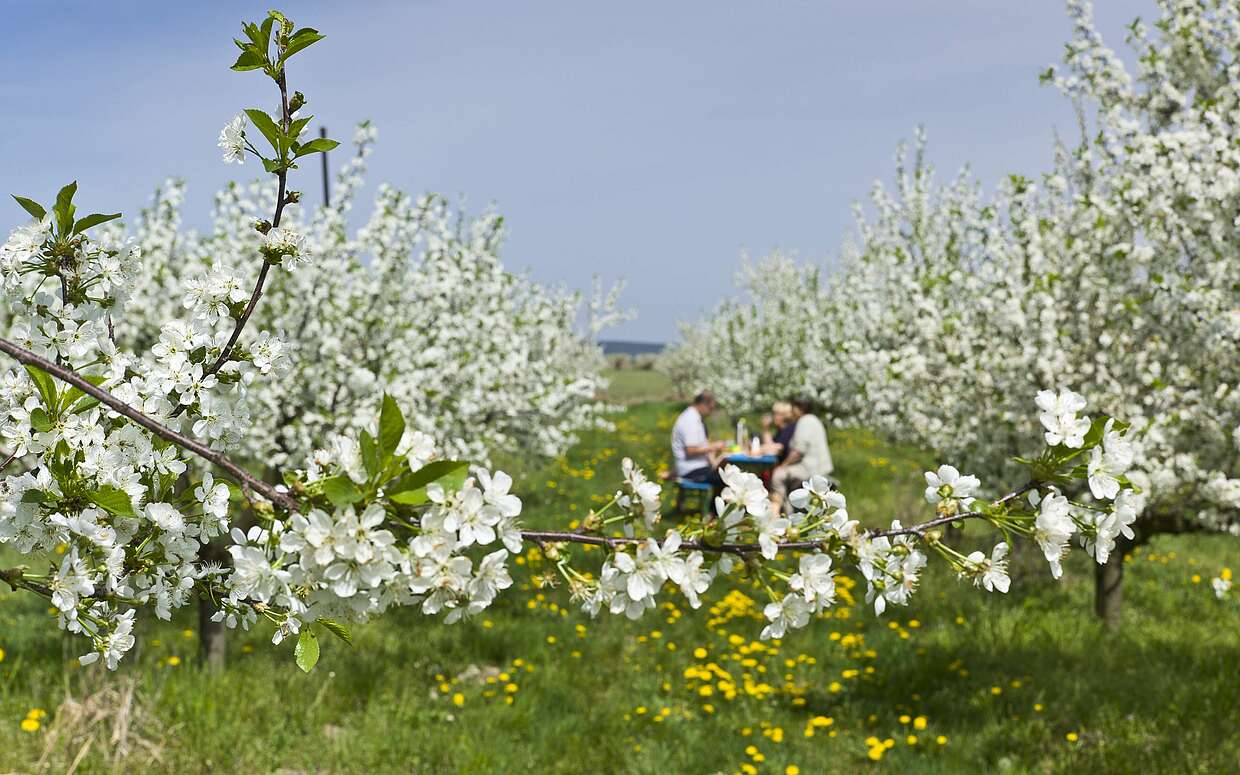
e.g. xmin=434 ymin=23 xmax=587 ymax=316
xmin=760 ymin=401 xmax=795 ymax=459
xmin=769 ymin=396 xmax=834 ymax=510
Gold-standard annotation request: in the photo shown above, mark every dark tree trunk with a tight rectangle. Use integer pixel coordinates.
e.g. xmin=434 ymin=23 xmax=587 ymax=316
xmin=197 ymin=539 xmax=227 ymax=670
xmin=198 ymin=593 xmax=227 ymax=670
xmin=1093 ymin=535 xmax=1131 ymax=631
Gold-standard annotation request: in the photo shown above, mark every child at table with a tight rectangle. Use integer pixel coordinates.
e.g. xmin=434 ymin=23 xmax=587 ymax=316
xmin=760 ymin=401 xmax=797 ymax=463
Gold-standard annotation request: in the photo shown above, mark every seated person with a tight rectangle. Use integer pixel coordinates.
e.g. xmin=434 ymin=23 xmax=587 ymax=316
xmin=760 ymin=401 xmax=797 ymax=462
xmin=770 ymin=396 xmax=834 ymax=509
xmin=672 ymin=391 xmax=727 ymax=489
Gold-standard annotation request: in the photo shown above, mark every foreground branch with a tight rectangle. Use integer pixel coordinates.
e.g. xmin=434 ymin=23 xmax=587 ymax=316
xmin=0 ymin=336 xmax=1040 ymax=568
xmin=0 ymin=337 xmax=297 ymax=511
xmin=521 ymin=482 xmax=1037 ymax=555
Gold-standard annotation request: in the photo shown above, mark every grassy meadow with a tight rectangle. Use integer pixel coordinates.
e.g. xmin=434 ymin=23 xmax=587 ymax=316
xmin=0 ymin=372 xmax=1236 ymax=774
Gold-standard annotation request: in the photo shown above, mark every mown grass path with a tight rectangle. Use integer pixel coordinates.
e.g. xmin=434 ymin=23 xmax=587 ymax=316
xmin=1 ymin=400 xmax=1236 ymax=773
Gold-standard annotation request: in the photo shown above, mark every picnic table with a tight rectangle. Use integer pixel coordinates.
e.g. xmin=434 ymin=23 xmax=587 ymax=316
xmin=723 ymin=452 xmax=778 ymax=472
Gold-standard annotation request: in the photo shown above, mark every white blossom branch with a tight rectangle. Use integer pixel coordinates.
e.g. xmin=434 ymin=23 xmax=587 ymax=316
xmin=0 ymin=337 xmax=297 ymax=511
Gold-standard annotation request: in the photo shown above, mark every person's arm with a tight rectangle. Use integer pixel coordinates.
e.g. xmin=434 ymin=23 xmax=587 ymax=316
xmin=760 ymin=414 xmax=774 ymax=445
xmin=685 ymin=440 xmax=724 ymax=456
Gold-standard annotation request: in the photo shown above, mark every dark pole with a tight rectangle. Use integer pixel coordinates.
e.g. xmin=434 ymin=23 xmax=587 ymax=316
xmin=319 ymin=125 xmax=331 ymax=208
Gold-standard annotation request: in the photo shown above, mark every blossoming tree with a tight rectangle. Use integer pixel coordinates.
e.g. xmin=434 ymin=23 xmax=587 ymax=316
xmin=662 ymin=0 xmax=1240 ymax=623
xmin=1 ymin=9 xmax=1142 ymax=674
xmin=111 ymin=127 xmax=629 ymax=471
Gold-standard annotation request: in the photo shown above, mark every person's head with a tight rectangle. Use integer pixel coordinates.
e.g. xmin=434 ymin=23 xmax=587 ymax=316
xmin=692 ymin=390 xmax=717 ymax=417
xmin=790 ymin=396 xmax=815 ymax=418
xmin=771 ymin=401 xmax=793 ymax=427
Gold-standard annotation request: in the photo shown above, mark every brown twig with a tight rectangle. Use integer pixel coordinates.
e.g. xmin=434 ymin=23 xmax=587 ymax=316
xmin=0 ymin=339 xmax=1041 ymax=556
xmin=171 ymin=68 xmax=293 ymax=419
xmin=0 ymin=337 xmax=297 ymax=511
xmin=521 ymin=482 xmax=1039 ymax=555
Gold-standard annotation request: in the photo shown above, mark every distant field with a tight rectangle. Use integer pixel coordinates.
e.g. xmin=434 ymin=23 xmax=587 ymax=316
xmin=1 ymin=401 xmax=1236 ymax=773
xmin=600 ymin=368 xmax=678 ymax=404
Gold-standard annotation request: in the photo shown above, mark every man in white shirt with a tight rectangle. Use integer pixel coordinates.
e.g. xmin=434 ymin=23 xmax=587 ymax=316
xmin=770 ymin=396 xmax=834 ymax=509
xmin=672 ymin=391 xmax=726 ymax=487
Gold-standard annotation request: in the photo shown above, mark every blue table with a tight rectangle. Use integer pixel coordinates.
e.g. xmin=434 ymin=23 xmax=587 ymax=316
xmin=724 ymin=453 xmax=778 ymax=471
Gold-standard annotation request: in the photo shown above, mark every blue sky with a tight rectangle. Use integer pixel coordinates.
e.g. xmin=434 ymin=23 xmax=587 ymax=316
xmin=1 ymin=1 xmax=1150 ymax=342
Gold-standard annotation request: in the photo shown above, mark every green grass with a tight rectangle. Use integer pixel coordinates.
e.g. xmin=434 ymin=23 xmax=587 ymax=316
xmin=1 ymin=398 xmax=1236 ymax=774
xmin=600 ymin=368 xmax=677 ymax=404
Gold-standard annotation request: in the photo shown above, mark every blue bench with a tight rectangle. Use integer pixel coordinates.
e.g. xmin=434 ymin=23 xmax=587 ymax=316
xmin=674 ymin=478 xmax=712 ymax=517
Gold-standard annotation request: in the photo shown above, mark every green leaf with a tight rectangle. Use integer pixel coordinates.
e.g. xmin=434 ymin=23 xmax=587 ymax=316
xmin=24 ymin=365 xmax=57 ymax=410
xmin=389 ymin=488 xmax=431 ymax=505
xmin=387 ymin=460 xmax=469 ymax=505
xmin=89 ymin=485 xmax=136 ymax=517
xmin=29 ymin=408 xmax=53 ymax=433
xmin=231 ymin=48 xmax=266 ymax=71
xmin=259 ymin=16 xmax=276 ymax=52
xmin=60 ymin=374 xmax=107 ymax=413
xmin=244 ymin=109 xmax=285 ymax=156
xmin=377 ymin=394 xmax=405 ymax=459
xmin=317 ymin=618 xmax=353 ymax=646
xmin=293 ymin=137 xmax=339 ymax=158
xmin=1081 ymin=416 xmax=1127 ymax=449
xmin=53 ymin=181 xmax=78 ymax=235
xmin=73 ymin=212 xmax=122 ymax=234
xmin=280 ymin=28 xmax=325 ymax=65
xmin=288 ymin=115 xmax=313 ymax=142
xmin=320 ymin=475 xmax=364 ymax=507
xmin=294 ymin=628 xmax=320 ymax=673
xmin=360 ymin=431 xmax=380 ymax=478
xmin=12 ymin=195 xmax=45 ymax=220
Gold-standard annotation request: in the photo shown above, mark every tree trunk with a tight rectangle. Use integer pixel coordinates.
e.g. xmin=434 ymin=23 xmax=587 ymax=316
xmin=198 ymin=593 xmax=227 ymax=670
xmin=1093 ymin=536 xmax=1130 ymax=631
xmin=197 ymin=539 xmax=228 ymax=670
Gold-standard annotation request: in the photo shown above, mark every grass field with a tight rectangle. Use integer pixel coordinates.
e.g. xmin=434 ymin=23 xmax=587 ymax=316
xmin=1 ymin=383 xmax=1237 ymax=773
xmin=600 ymin=367 xmax=678 ymax=404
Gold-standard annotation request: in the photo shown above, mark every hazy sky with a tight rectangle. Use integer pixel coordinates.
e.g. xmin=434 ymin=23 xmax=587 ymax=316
xmin=2 ymin=1 xmax=1151 ymax=342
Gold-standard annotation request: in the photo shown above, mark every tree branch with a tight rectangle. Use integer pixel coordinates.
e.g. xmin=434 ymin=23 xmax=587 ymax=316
xmin=521 ymin=482 xmax=1040 ymax=555
xmin=173 ymin=68 xmax=294 ymax=419
xmin=0 ymin=336 xmax=1043 ymax=573
xmin=0 ymin=337 xmax=297 ymax=511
